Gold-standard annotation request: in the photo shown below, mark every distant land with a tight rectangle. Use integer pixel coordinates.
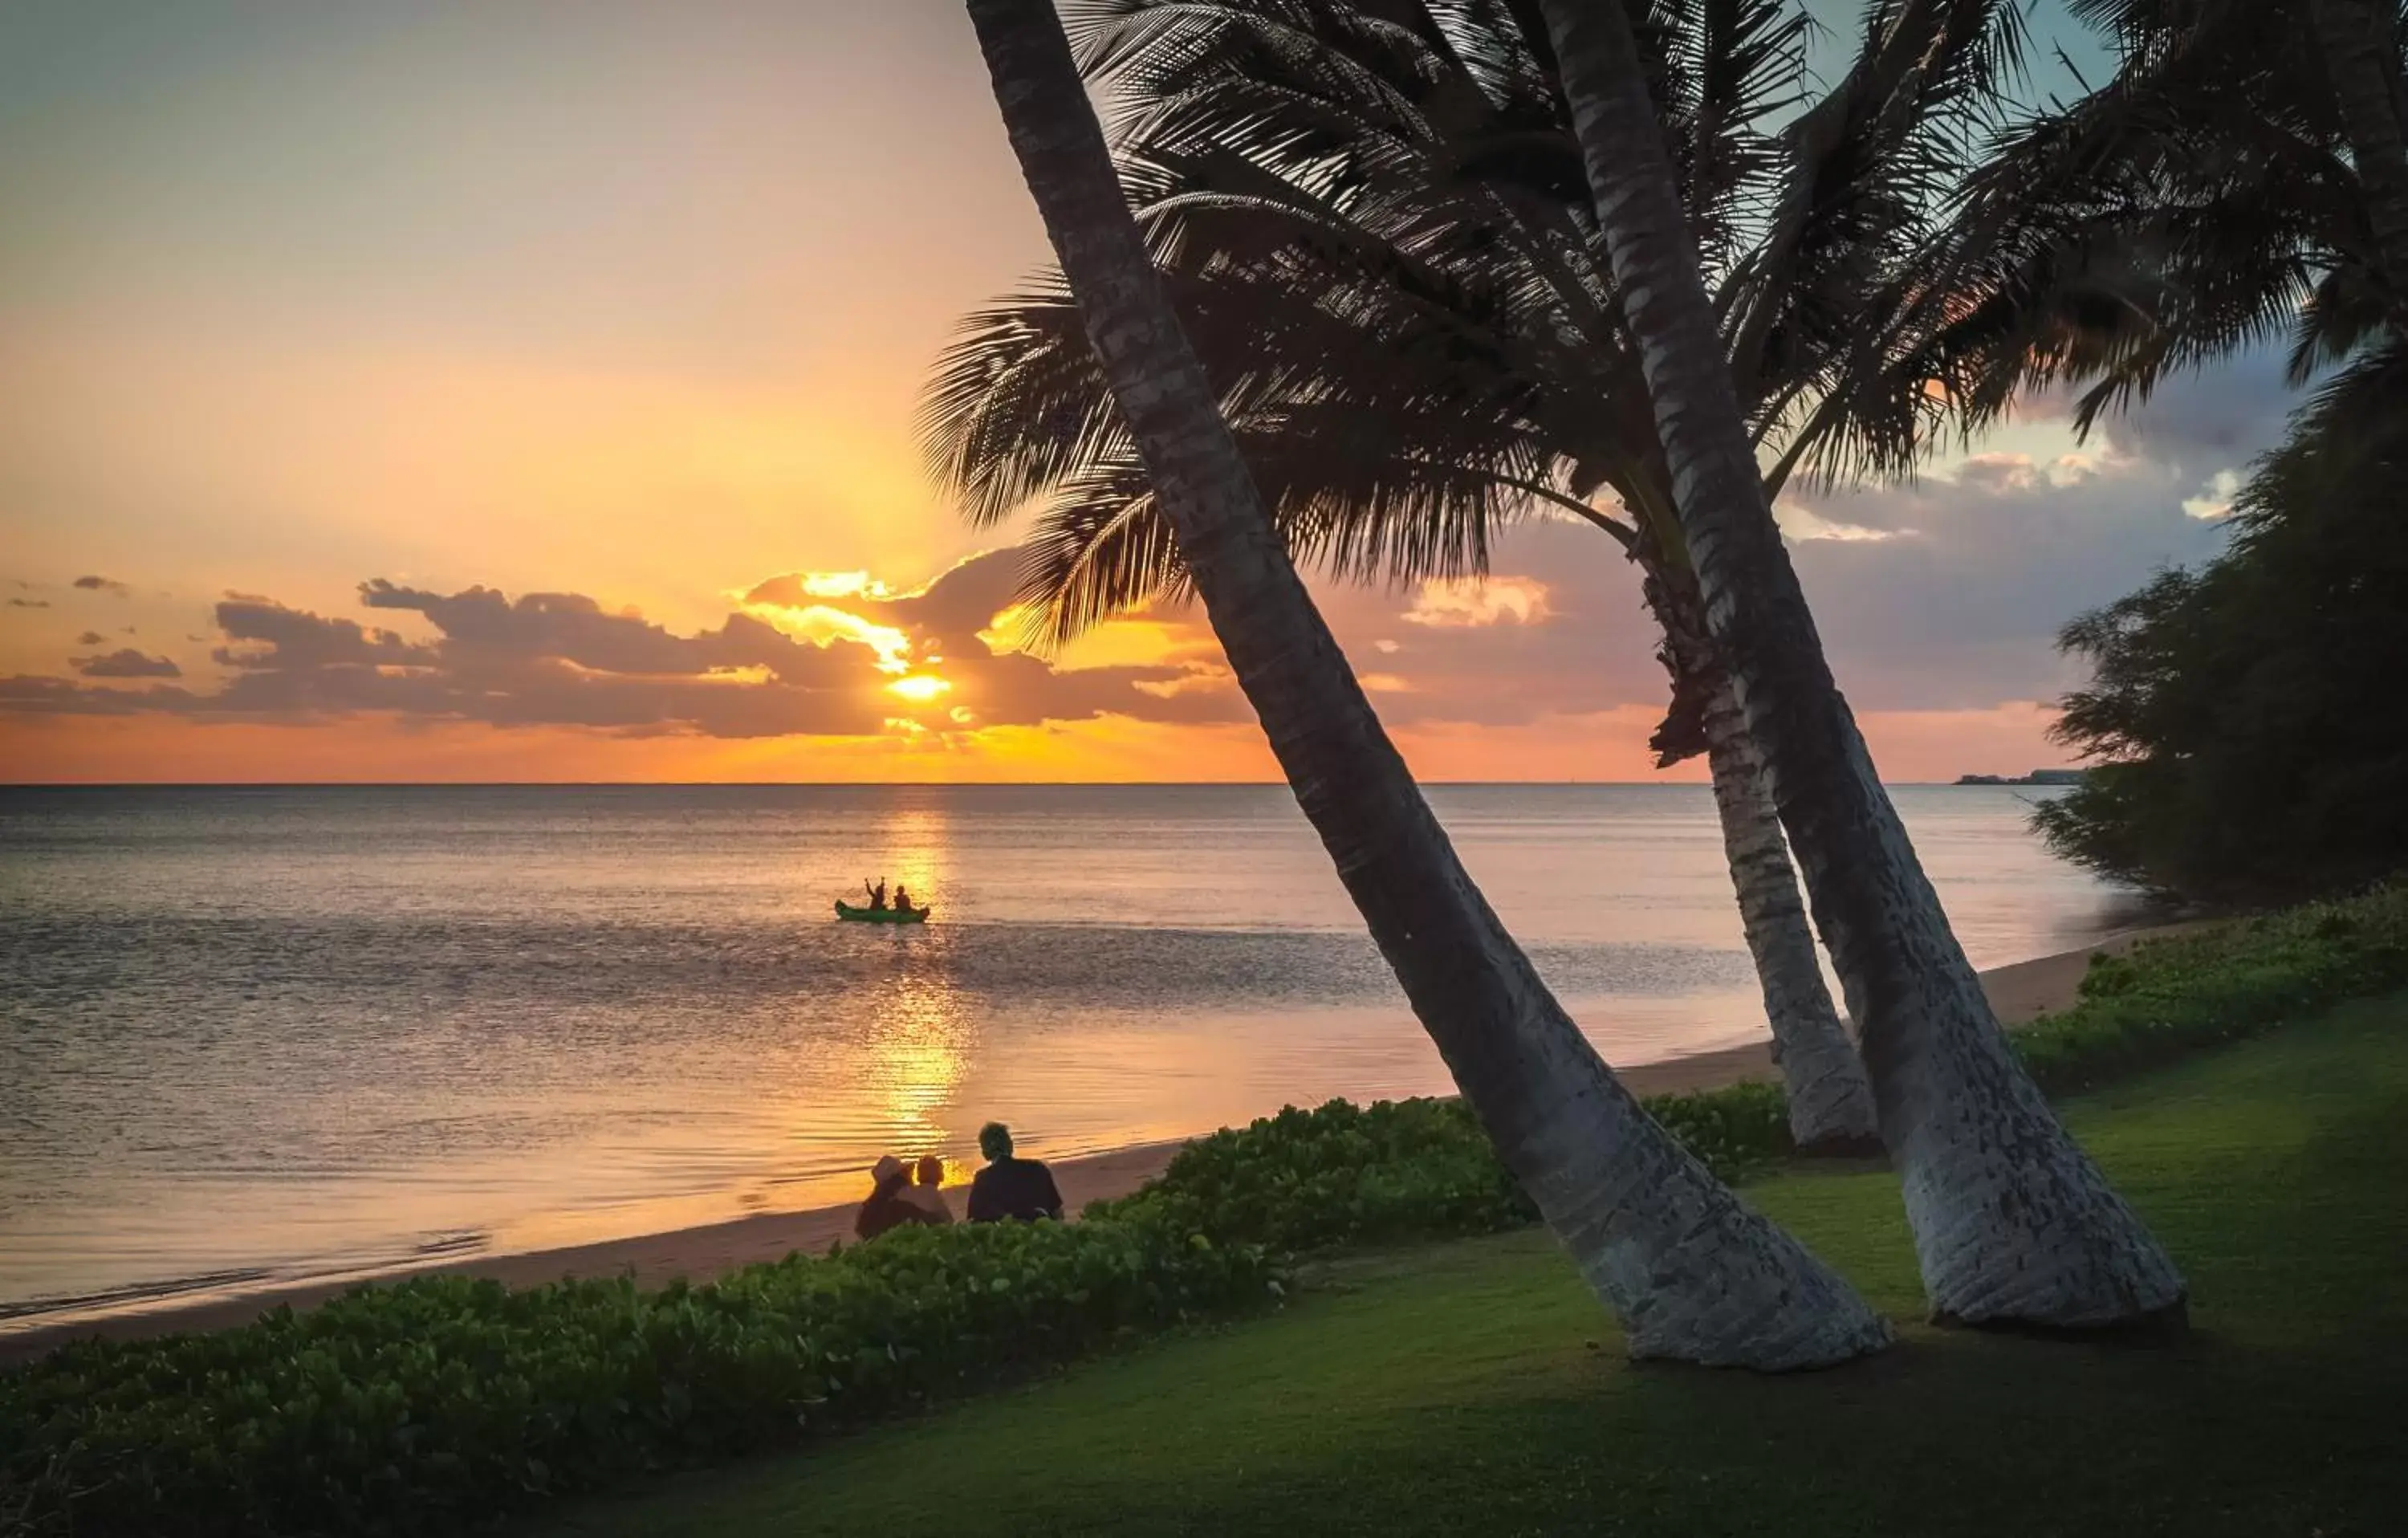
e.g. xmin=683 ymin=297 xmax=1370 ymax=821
xmin=1955 ymin=769 xmax=2085 ymax=787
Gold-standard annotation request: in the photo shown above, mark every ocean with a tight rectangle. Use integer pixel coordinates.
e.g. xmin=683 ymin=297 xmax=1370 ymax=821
xmin=0 ymin=783 xmax=2138 ymax=1329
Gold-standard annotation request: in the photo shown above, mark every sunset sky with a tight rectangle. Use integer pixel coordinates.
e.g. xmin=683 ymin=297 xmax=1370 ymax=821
xmin=1 ymin=2 xmax=2291 ymax=783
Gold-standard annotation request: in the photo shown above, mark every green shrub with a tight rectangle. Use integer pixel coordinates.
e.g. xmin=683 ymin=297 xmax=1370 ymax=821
xmin=1092 ymin=1080 xmax=1795 ymax=1255
xmin=0 ymin=1213 xmax=1279 ymax=1536
xmin=1088 ymin=1097 xmax=1540 ymax=1252
xmin=2015 ymin=883 xmax=2408 ymax=1093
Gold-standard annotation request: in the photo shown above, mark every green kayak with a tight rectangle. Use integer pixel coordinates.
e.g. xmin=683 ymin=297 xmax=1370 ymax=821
xmin=835 ymin=901 xmax=929 ymax=924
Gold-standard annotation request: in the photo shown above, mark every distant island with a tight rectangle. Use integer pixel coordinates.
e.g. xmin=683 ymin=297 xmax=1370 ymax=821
xmin=1954 ymin=769 xmax=2085 ymax=787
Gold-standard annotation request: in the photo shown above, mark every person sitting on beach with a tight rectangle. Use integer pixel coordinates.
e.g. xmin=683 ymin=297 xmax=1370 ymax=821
xmin=863 ymin=877 xmax=888 ymax=910
xmin=854 ymin=1154 xmax=941 ymax=1240
xmin=967 ymin=1122 xmax=1064 ymax=1223
xmin=897 ymin=1154 xmax=952 ymax=1223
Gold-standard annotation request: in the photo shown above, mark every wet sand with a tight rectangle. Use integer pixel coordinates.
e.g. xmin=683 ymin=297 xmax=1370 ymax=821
xmin=0 ymin=924 xmax=2194 ymax=1367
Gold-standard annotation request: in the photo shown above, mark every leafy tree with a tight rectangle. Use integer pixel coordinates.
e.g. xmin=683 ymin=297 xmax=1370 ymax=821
xmin=2038 ymin=357 xmax=2408 ymax=901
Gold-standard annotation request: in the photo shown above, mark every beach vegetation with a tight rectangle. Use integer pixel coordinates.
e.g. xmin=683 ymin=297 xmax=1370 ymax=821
xmin=1931 ymin=2 xmax=2408 ymax=906
xmin=0 ymin=1210 xmax=1280 ymax=1537
xmin=2033 ymin=370 xmax=2408 ymax=902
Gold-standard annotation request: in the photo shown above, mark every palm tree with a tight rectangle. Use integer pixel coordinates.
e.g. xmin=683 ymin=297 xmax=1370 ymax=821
xmin=1938 ymin=0 xmax=2408 ymax=434
xmin=1529 ymin=0 xmax=2186 ymax=1328
xmin=962 ymin=0 xmax=1889 ymax=1369
xmin=932 ymin=0 xmax=2039 ymax=1154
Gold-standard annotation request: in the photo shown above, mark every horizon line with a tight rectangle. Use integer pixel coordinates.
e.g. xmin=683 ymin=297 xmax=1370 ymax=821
xmin=0 ymin=778 xmax=2023 ymax=790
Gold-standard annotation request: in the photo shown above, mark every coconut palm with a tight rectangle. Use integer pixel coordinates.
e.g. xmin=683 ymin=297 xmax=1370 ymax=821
xmin=962 ymin=0 xmax=1890 ymax=1369
xmin=1936 ymin=0 xmax=2408 ymax=434
xmin=929 ymin=0 xmax=2035 ymax=1153
xmin=1527 ymin=0 xmax=2186 ymax=1327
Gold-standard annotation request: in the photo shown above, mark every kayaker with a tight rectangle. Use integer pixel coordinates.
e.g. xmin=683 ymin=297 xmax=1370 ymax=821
xmin=892 ymin=884 xmax=913 ymax=914
xmin=863 ymin=877 xmax=888 ymax=910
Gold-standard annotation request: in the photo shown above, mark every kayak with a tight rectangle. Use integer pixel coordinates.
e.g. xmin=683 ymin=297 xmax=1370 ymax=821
xmin=836 ymin=901 xmax=929 ymax=924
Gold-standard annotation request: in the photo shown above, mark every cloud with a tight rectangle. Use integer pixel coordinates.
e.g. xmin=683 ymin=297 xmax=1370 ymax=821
xmin=7 ymin=598 xmax=49 ymax=608
xmin=76 ymin=631 xmax=107 ymax=645
xmin=2182 ymin=468 xmax=2243 ymax=522
xmin=1402 ymin=576 xmax=1551 ymax=628
xmin=1774 ymin=502 xmax=1909 ymax=543
xmin=73 ymin=576 xmax=132 ymax=595
xmin=73 ymin=649 xmax=182 ymax=679
xmin=3 ymin=555 xmax=1246 ymax=741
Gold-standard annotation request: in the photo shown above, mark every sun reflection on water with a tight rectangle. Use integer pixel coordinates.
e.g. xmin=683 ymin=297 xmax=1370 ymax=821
xmin=859 ymin=969 xmax=974 ymax=1166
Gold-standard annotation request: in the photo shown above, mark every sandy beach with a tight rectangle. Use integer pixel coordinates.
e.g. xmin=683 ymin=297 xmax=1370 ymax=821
xmin=0 ymin=924 xmax=2189 ymax=1368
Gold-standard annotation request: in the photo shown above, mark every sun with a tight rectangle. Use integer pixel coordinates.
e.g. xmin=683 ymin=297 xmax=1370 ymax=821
xmin=885 ymin=674 xmax=951 ymax=703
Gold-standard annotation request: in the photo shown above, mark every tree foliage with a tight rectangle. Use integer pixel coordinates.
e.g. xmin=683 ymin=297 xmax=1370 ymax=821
xmin=2037 ymin=355 xmax=2408 ymax=901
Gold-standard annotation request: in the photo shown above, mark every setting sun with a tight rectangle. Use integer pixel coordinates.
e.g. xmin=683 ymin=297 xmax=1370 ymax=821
xmin=885 ymin=674 xmax=952 ymax=703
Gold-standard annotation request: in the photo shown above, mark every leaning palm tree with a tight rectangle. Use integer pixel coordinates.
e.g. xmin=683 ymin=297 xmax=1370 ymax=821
xmin=962 ymin=0 xmax=1889 ymax=1369
xmin=931 ymin=0 xmax=2040 ymax=1154
xmin=1529 ymin=0 xmax=2186 ymax=1326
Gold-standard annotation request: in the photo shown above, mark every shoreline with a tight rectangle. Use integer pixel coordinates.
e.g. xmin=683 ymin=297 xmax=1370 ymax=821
xmin=0 ymin=923 xmax=2190 ymax=1367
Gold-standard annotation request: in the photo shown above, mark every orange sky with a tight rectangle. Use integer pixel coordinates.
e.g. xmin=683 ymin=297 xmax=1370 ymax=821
xmin=0 ymin=3 xmax=2264 ymax=784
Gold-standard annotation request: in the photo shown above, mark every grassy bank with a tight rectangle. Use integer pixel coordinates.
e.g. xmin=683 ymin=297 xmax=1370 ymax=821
xmin=543 ymin=991 xmax=2408 ymax=1537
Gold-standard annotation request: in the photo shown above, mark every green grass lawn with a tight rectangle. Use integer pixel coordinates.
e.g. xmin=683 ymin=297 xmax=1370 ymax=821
xmin=537 ymin=995 xmax=2408 ymax=1538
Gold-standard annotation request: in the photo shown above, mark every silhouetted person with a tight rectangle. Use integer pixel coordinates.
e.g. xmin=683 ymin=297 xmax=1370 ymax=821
xmin=864 ymin=877 xmax=888 ymax=910
xmin=897 ymin=1154 xmax=952 ymax=1224
xmin=967 ymin=1122 xmax=1063 ymax=1223
xmin=892 ymin=884 xmax=913 ymax=913
xmin=855 ymin=1154 xmax=940 ymax=1240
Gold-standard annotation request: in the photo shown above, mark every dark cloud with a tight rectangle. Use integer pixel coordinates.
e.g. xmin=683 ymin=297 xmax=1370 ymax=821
xmin=2011 ymin=348 xmax=2296 ymax=484
xmin=213 ymin=596 xmax=437 ymax=672
xmin=359 ymin=580 xmax=851 ymax=686
xmin=0 ymin=674 xmax=191 ymax=714
xmin=4 ymin=566 xmax=1243 ymax=739
xmin=72 ymin=576 xmax=132 ymax=595
xmin=73 ymin=649 xmax=183 ymax=679
xmin=76 ymin=631 xmax=107 ymax=645
xmin=8 ymin=598 xmax=49 ymax=608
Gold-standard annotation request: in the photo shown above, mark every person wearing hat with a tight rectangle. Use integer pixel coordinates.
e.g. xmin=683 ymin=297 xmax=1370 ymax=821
xmin=854 ymin=1153 xmax=941 ymax=1240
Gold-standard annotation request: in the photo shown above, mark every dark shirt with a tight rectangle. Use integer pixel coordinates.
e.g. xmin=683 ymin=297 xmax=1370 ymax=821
xmin=967 ymin=1156 xmax=1064 ymax=1223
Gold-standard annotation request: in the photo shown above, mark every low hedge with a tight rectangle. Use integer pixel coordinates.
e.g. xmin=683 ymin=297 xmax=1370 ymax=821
xmin=8 ymin=885 xmax=2403 ymax=1536
xmin=2015 ymin=885 xmax=2408 ymax=1092
xmin=1090 ymin=1081 xmax=1792 ymax=1253
xmin=0 ymin=1215 xmax=1278 ymax=1536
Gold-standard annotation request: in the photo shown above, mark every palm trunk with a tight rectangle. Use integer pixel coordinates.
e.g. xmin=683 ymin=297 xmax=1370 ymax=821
xmin=2312 ymin=0 xmax=2408 ymax=308
xmin=1536 ymin=0 xmax=2184 ymax=1328
xmin=1642 ymin=562 xmax=1881 ymax=1154
xmin=967 ymin=0 xmax=1889 ymax=1369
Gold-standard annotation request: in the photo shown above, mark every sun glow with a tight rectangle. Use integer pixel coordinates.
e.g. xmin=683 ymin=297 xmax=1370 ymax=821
xmin=885 ymin=673 xmax=951 ymax=703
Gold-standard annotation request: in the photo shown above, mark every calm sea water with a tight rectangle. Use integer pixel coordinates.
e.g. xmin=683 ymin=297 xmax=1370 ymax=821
xmin=0 ymin=783 xmax=2137 ymax=1328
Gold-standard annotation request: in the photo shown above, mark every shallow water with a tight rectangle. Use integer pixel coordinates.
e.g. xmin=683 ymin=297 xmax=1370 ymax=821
xmin=0 ymin=783 xmax=2139 ymax=1327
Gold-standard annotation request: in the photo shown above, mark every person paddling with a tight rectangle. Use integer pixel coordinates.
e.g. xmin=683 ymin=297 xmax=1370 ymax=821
xmin=892 ymin=884 xmax=914 ymax=915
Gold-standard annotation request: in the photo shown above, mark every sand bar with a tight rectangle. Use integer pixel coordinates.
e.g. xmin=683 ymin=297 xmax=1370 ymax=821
xmin=0 ymin=923 xmax=2194 ymax=1367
